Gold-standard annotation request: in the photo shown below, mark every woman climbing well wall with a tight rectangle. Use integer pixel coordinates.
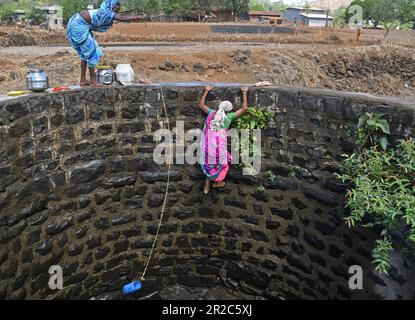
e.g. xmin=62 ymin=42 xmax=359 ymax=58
xmin=198 ymin=85 xmax=249 ymax=194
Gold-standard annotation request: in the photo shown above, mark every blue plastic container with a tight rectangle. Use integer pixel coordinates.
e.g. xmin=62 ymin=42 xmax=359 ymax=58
xmin=122 ymin=281 xmax=142 ymax=295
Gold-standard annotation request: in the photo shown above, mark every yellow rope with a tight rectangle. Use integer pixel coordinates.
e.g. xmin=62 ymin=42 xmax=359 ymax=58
xmin=140 ymin=42 xmax=171 ymax=281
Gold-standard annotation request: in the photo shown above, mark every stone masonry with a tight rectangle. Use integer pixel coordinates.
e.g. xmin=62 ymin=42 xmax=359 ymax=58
xmin=0 ymin=84 xmax=414 ymax=299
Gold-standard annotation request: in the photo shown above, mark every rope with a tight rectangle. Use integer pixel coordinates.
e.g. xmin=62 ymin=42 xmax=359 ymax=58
xmin=140 ymin=43 xmax=171 ymax=281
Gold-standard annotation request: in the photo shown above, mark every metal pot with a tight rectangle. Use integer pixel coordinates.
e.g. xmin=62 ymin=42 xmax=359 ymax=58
xmin=26 ymin=69 xmax=49 ymax=92
xmin=95 ymin=66 xmax=113 ymax=85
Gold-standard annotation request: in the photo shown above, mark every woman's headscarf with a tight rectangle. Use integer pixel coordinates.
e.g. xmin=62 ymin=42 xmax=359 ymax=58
xmin=100 ymin=0 xmax=120 ymax=11
xmin=210 ymin=101 xmax=233 ymax=131
xmin=91 ymin=0 xmax=120 ymax=32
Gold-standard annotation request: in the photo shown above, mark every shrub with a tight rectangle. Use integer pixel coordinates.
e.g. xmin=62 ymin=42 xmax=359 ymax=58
xmin=337 ymin=113 xmax=415 ymax=274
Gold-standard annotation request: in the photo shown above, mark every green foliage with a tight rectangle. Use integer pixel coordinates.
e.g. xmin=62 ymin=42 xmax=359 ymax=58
xmin=345 ymin=0 xmax=376 ymax=23
xmin=0 ymin=3 xmax=18 ymax=23
xmin=265 ymin=170 xmax=277 ymax=182
xmin=333 ymin=6 xmax=348 ymax=26
xmin=235 ymin=107 xmax=274 ymax=171
xmin=59 ymin=0 xmax=89 ymax=22
xmin=257 ymin=185 xmax=266 ymax=193
xmin=163 ymin=0 xmax=201 ymax=15
xmin=356 ymin=112 xmax=390 ymax=150
xmin=338 ymin=113 xmax=415 ymax=274
xmin=345 ymin=0 xmax=415 ymax=29
xmin=370 ymin=0 xmax=402 ymax=31
xmin=289 ymin=164 xmax=302 ymax=177
xmin=372 ymin=237 xmax=393 ymax=274
xmin=122 ymin=0 xmax=201 ymax=15
xmin=26 ymin=7 xmax=47 ymax=24
xmin=236 ymin=107 xmax=273 ymax=131
xmin=249 ymin=0 xmax=287 ymax=12
xmin=223 ymin=0 xmax=250 ymax=17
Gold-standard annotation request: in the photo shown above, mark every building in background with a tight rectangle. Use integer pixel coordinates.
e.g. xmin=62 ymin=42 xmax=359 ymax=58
xmin=35 ymin=5 xmax=63 ymax=29
xmin=300 ymin=12 xmax=333 ymax=26
xmin=283 ymin=6 xmax=332 ymax=26
xmin=249 ymin=11 xmax=282 ymax=24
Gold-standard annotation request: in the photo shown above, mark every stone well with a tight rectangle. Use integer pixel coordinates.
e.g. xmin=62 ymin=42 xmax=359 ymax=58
xmin=0 ymin=84 xmax=414 ymax=299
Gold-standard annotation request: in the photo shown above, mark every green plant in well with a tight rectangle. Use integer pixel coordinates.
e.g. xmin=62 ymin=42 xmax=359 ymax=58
xmin=356 ymin=112 xmax=391 ymax=150
xmin=235 ymin=107 xmax=274 ymax=172
xmin=288 ymin=164 xmax=302 ymax=177
xmin=265 ymin=170 xmax=277 ymax=182
xmin=257 ymin=185 xmax=266 ymax=193
xmin=236 ymin=106 xmax=274 ymax=132
xmin=337 ymin=113 xmax=415 ymax=274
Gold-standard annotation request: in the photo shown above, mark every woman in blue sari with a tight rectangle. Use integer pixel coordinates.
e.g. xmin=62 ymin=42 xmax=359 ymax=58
xmin=67 ymin=0 xmax=150 ymax=87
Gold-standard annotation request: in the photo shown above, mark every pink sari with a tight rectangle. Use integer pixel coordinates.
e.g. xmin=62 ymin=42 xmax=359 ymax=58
xmin=200 ymin=111 xmax=232 ymax=182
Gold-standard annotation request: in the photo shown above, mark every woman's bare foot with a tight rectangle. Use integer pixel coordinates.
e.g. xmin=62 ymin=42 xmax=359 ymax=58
xmin=213 ymin=181 xmax=226 ymax=188
xmin=139 ymin=78 xmax=152 ymax=84
xmin=80 ymin=80 xmax=90 ymax=86
xmin=90 ymin=80 xmax=103 ymax=87
xmin=204 ymin=179 xmax=210 ymax=194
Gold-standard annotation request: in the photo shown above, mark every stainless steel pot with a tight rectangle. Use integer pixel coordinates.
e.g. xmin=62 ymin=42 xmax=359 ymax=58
xmin=26 ymin=69 xmax=49 ymax=92
xmin=95 ymin=66 xmax=113 ymax=85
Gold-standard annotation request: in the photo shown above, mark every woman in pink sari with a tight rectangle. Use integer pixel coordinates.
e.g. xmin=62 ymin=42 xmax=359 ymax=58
xmin=199 ymin=85 xmax=249 ymax=194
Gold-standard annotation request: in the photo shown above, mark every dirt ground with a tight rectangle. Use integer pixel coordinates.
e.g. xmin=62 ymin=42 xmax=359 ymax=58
xmin=1 ymin=22 xmax=414 ymax=47
xmin=0 ymin=23 xmax=414 ymax=99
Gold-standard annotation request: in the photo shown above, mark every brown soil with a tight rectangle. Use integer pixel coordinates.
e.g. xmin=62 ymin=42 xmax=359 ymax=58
xmin=0 ymin=44 xmax=413 ymax=99
xmin=1 ymin=23 xmax=414 ymax=47
xmin=0 ymin=23 xmax=414 ymax=99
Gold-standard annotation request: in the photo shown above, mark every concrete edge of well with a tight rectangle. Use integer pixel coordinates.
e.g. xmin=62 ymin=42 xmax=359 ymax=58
xmin=1 ymin=82 xmax=414 ymax=109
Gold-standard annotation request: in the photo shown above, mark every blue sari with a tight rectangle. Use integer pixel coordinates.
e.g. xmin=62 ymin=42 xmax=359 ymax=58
xmin=67 ymin=0 xmax=119 ymax=67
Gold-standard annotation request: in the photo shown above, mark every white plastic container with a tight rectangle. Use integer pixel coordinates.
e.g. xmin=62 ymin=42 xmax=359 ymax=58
xmin=115 ymin=64 xmax=135 ymax=86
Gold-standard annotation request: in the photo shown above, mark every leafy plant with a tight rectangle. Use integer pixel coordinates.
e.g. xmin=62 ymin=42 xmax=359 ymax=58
xmin=236 ymin=107 xmax=273 ymax=131
xmin=338 ymin=113 xmax=415 ymax=274
xmin=60 ymin=0 xmax=89 ymax=23
xmin=257 ymin=185 xmax=266 ymax=193
xmin=356 ymin=112 xmax=390 ymax=150
xmin=265 ymin=170 xmax=277 ymax=182
xmin=288 ymin=164 xmax=302 ymax=177
xmin=372 ymin=237 xmax=393 ymax=274
xmin=0 ymin=3 xmax=18 ymax=23
xmin=26 ymin=7 xmax=47 ymax=24
xmin=234 ymin=107 xmax=274 ymax=171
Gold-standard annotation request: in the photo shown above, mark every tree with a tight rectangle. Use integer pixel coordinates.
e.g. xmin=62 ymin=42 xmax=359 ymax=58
xmin=161 ymin=0 xmax=200 ymax=16
xmin=0 ymin=2 xmax=17 ymax=23
xmin=146 ymin=0 xmax=162 ymax=13
xmin=370 ymin=0 xmax=401 ymax=39
xmin=249 ymin=0 xmax=287 ymax=13
xmin=345 ymin=0 xmax=415 ymax=29
xmin=60 ymin=0 xmax=89 ymax=22
xmin=223 ymin=0 xmax=250 ymax=20
xmin=304 ymin=1 xmax=311 ymax=15
xmin=345 ymin=0 xmax=376 ymax=25
xmin=250 ymin=0 xmax=272 ymax=11
xmin=123 ymin=0 xmax=147 ymax=11
xmin=395 ymin=0 xmax=415 ymax=27
xmin=270 ymin=1 xmax=288 ymax=13
xmin=26 ymin=6 xmax=47 ymax=24
xmin=333 ymin=6 xmax=348 ymax=26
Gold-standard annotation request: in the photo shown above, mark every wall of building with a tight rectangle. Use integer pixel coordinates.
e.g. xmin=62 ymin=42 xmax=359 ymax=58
xmin=283 ymin=8 xmax=327 ymax=23
xmin=304 ymin=18 xmax=333 ymax=27
xmin=0 ymin=85 xmax=414 ymax=300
